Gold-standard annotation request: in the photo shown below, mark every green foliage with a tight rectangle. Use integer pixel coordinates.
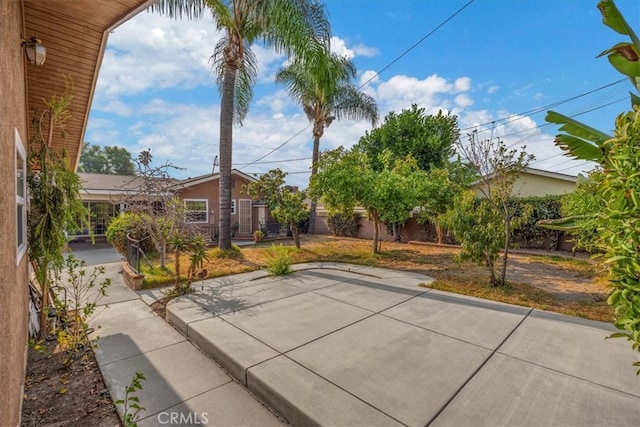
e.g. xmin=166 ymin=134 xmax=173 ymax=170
xmin=266 ymin=244 xmax=296 ymax=276
xmin=355 ymin=105 xmax=459 ymax=172
xmin=53 ymin=255 xmax=110 ymax=366
xmin=78 ymin=142 xmax=136 ymax=175
xmin=311 ymin=147 xmax=429 ymax=253
xmin=115 ymin=372 xmax=146 ymax=427
xmin=444 ymin=192 xmax=505 ymax=286
xmin=559 ymin=172 xmax=605 ymax=253
xmin=327 ymin=211 xmax=361 ymax=237
xmin=246 ymin=169 xmax=309 ymax=248
xmin=105 ymin=212 xmax=155 ymax=256
xmin=598 ymin=107 xmax=640 ymax=373
xmin=415 ymin=167 xmax=465 ymax=243
xmin=511 ymin=196 xmax=562 ymax=249
xmin=27 ymin=77 xmax=89 ymax=338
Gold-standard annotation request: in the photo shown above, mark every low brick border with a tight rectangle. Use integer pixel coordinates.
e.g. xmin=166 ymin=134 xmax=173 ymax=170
xmin=122 ymin=261 xmax=144 ymax=290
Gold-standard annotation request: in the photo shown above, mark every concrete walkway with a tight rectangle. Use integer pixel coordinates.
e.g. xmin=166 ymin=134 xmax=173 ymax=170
xmin=79 ymin=254 xmax=285 ymax=426
xmin=74 ymin=239 xmax=640 ymax=426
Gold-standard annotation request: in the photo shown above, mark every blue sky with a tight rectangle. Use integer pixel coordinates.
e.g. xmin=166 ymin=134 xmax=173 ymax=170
xmin=86 ymin=0 xmax=639 ymax=187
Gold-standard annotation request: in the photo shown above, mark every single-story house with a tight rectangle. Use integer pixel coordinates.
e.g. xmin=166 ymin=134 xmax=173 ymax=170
xmin=1 ymin=1 xmax=153 ymax=423
xmin=78 ymin=169 xmax=273 ymax=240
xmin=471 ymin=167 xmax=579 ymax=198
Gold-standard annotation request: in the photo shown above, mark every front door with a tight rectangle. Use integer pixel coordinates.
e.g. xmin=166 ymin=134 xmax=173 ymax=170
xmin=238 ymin=199 xmax=252 ymax=234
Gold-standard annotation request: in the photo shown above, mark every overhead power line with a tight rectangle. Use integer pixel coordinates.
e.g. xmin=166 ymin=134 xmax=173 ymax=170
xmin=239 ymin=0 xmax=477 ymax=170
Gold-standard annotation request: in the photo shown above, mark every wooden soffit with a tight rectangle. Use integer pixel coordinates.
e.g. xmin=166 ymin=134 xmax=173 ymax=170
xmin=22 ymin=0 xmax=155 ymax=170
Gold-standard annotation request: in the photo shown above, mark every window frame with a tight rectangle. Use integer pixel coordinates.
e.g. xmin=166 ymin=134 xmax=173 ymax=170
xmin=184 ymin=199 xmax=209 ymax=223
xmin=15 ymin=128 xmax=27 ymax=264
xmin=230 ymin=199 xmax=236 ymax=215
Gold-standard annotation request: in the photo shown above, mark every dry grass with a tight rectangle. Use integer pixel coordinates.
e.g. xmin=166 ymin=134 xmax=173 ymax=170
xmin=149 ymin=235 xmax=612 ymax=323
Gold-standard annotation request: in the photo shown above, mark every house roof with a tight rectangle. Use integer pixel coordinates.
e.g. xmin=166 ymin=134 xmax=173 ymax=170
xmin=78 ymin=172 xmax=176 ymax=197
xmin=23 ymin=0 xmax=154 ymax=170
xmin=172 ymin=169 xmax=259 ymax=190
xmin=471 ymin=167 xmax=579 ymax=187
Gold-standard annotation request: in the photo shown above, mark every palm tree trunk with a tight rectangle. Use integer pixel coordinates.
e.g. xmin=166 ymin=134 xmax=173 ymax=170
xmin=218 ymin=66 xmax=236 ymax=250
xmin=308 ymin=127 xmax=322 ymax=234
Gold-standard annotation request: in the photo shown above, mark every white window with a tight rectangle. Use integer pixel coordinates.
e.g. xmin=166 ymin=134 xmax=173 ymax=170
xmin=185 ymin=199 xmax=208 ymax=223
xmin=15 ymin=129 xmax=27 ymax=263
xmin=230 ymin=199 xmax=236 ymax=215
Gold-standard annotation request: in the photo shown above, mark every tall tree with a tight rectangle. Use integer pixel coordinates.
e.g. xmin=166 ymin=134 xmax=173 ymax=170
xmin=310 ymin=148 xmax=429 ymax=254
xmin=355 ymin=105 xmax=459 ymax=172
xmin=275 ymin=51 xmax=378 ymax=233
xmin=151 ymin=0 xmax=329 ymax=250
xmin=78 ymin=143 xmax=135 ymax=175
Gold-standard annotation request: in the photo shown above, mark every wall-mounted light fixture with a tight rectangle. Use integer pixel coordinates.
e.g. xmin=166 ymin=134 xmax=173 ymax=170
xmin=22 ymin=36 xmax=46 ymax=66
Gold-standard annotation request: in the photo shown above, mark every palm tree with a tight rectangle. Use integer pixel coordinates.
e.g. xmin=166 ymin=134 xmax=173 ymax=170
xmin=151 ymin=0 xmax=329 ymax=249
xmin=276 ymin=52 xmax=379 ymax=233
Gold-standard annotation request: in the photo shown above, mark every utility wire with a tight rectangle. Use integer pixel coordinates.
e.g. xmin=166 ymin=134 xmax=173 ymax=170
xmin=239 ymin=0 xmax=477 ymax=170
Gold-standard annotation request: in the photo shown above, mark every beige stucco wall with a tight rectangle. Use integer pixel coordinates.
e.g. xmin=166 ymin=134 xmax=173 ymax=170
xmin=0 ymin=0 xmax=31 ymax=424
xmin=473 ymin=172 xmax=576 ymax=198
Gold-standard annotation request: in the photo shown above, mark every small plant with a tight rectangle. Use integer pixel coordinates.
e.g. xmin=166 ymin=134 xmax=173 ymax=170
xmin=253 ymin=229 xmax=265 ymax=242
xmin=266 ymin=243 xmax=295 ymax=276
xmin=53 ymin=255 xmax=110 ymax=366
xmin=116 ymin=372 xmax=146 ymax=427
xmin=231 ymin=222 xmax=240 ymax=237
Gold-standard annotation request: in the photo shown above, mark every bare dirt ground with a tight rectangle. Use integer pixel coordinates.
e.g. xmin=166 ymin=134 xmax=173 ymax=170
xmin=507 ymin=252 xmax=608 ymax=302
xmin=21 ymin=340 xmax=119 ymax=426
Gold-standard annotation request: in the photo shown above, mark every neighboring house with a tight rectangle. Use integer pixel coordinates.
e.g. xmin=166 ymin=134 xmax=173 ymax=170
xmin=172 ymin=169 xmax=271 ymax=239
xmin=1 ymin=1 xmax=153 ymax=424
xmin=77 ymin=172 xmax=175 ymax=237
xmin=471 ymin=167 xmax=579 ymax=198
xmin=77 ymin=169 xmax=271 ymax=239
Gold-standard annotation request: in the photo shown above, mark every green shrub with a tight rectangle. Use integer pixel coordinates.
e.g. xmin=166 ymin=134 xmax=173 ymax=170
xmin=105 ymin=212 xmax=155 ymax=256
xmin=266 ymin=243 xmax=295 ymax=276
xmin=327 ymin=212 xmax=360 ymax=237
xmin=511 ymin=196 xmax=562 ymax=248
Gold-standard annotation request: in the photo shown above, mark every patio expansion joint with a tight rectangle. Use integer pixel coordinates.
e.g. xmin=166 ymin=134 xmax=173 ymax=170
xmin=97 ymin=338 xmax=189 ymax=368
xmin=424 ymin=306 xmax=535 ymax=427
xmin=279 ymin=352 xmax=409 ymax=427
xmin=493 ymin=350 xmax=640 ymax=399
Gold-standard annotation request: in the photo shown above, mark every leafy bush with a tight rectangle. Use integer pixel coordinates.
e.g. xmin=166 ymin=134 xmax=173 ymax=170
xmin=511 ymin=196 xmax=562 ymax=248
xmin=266 ymin=244 xmax=295 ymax=276
xmin=560 ymin=172 xmax=604 ymax=253
xmin=105 ymin=212 xmax=155 ymax=256
xmin=443 ymin=191 xmax=504 ymax=286
xmin=327 ymin=212 xmax=361 ymax=237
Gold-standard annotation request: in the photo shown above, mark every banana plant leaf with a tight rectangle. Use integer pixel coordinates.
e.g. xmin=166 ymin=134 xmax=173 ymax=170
xmin=537 ymin=216 xmax=586 ymax=232
xmin=545 ymin=111 xmax=611 ymax=163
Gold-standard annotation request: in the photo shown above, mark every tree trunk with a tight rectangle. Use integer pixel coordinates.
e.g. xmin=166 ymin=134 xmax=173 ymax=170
xmin=218 ymin=66 xmax=236 ymax=250
xmin=500 ymin=218 xmax=511 ymax=287
xmin=291 ymin=221 xmax=301 ymax=249
xmin=174 ymin=249 xmax=181 ymax=287
xmin=307 ymin=122 xmax=323 ymax=234
xmin=372 ymin=211 xmax=380 ymax=254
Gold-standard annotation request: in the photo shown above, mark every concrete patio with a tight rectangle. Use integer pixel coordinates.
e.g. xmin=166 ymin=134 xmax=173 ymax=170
xmin=166 ymin=263 xmax=640 ymax=426
xmin=75 ymin=234 xmax=640 ymax=427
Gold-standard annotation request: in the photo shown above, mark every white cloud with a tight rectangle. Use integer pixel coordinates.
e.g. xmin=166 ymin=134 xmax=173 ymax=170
xmin=96 ymin=11 xmax=220 ymax=99
xmin=455 ymin=94 xmax=473 ymax=108
xmin=352 ymin=43 xmax=379 ymax=57
xmin=330 ymin=36 xmax=354 ymax=59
